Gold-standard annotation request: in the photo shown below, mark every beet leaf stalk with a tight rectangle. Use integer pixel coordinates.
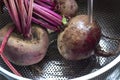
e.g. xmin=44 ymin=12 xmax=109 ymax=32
xmin=4 ymin=0 xmax=34 ymax=38
xmin=25 ymin=0 xmax=34 ymax=38
xmin=3 ymin=0 xmax=22 ymax=33
xmin=34 ymin=0 xmax=55 ymax=10
xmin=38 ymin=0 xmax=55 ymax=6
xmin=24 ymin=0 xmax=63 ymax=31
xmin=32 ymin=2 xmax=62 ymax=31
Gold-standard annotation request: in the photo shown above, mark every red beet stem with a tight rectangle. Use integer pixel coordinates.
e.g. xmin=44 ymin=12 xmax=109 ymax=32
xmin=33 ymin=3 xmax=62 ymax=25
xmin=33 ymin=11 xmax=59 ymax=27
xmin=24 ymin=0 xmax=29 ymax=12
xmin=0 ymin=54 xmax=21 ymax=76
xmin=34 ymin=0 xmax=54 ymax=10
xmin=3 ymin=0 xmax=22 ymax=33
xmin=38 ymin=0 xmax=55 ymax=6
xmin=4 ymin=0 xmax=62 ymax=32
xmin=15 ymin=0 xmax=27 ymax=35
xmin=8 ymin=0 xmax=22 ymax=33
xmin=0 ymin=27 xmax=21 ymax=76
xmin=32 ymin=17 xmax=58 ymax=30
xmin=25 ymin=0 xmax=34 ymax=38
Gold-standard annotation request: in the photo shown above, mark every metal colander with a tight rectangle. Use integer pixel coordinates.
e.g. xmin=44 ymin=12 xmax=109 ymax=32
xmin=0 ymin=0 xmax=120 ymax=80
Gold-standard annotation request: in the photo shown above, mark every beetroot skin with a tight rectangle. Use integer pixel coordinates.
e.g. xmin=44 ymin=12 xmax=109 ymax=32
xmin=57 ymin=15 xmax=101 ymax=60
xmin=56 ymin=0 xmax=78 ymax=17
xmin=0 ymin=23 xmax=49 ymax=66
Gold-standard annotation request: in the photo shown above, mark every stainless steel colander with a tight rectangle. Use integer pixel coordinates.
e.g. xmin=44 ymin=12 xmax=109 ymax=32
xmin=0 ymin=0 xmax=120 ymax=80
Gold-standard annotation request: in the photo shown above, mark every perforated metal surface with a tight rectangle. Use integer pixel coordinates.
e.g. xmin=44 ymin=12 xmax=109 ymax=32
xmin=0 ymin=0 xmax=120 ymax=80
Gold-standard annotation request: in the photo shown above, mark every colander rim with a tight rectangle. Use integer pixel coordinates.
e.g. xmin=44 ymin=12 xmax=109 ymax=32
xmin=0 ymin=54 xmax=119 ymax=80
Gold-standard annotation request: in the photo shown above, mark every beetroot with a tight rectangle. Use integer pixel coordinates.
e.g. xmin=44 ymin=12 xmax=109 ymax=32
xmin=57 ymin=15 xmax=101 ymax=60
xmin=55 ymin=0 xmax=78 ymax=17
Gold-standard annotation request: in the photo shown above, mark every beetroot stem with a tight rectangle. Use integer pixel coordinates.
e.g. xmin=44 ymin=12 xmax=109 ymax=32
xmin=32 ymin=17 xmax=58 ymax=30
xmin=15 ymin=0 xmax=27 ymax=35
xmin=36 ymin=3 xmax=62 ymax=19
xmin=24 ymin=0 xmax=29 ymax=13
xmin=3 ymin=0 xmax=21 ymax=33
xmin=39 ymin=0 xmax=55 ymax=6
xmin=34 ymin=0 xmax=54 ymax=10
xmin=33 ymin=11 xmax=58 ymax=27
xmin=25 ymin=0 xmax=34 ymax=37
xmin=8 ymin=0 xmax=22 ymax=33
xmin=0 ymin=27 xmax=21 ymax=76
xmin=33 ymin=3 xmax=62 ymax=25
xmin=0 ymin=54 xmax=21 ymax=76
